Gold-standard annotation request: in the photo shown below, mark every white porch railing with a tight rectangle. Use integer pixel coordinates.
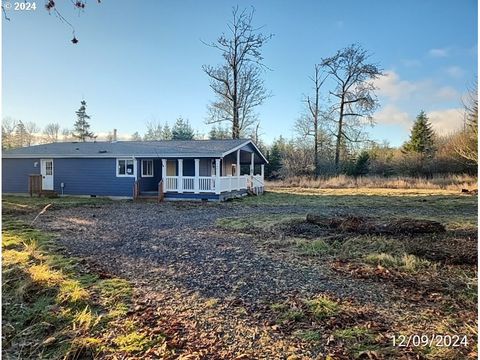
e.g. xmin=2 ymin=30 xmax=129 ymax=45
xmin=218 ymin=175 xmax=249 ymax=192
xmin=199 ymin=177 xmax=214 ymax=191
xmin=183 ymin=177 xmax=195 ymax=191
xmin=165 ymin=176 xmax=178 ymax=191
xmin=164 ymin=175 xmax=256 ymax=194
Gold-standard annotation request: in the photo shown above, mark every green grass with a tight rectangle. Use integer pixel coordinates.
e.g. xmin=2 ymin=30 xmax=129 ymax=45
xmin=216 ymin=213 xmax=303 ymax=231
xmin=2 ymin=216 xmax=165 ymax=359
xmin=364 ymin=253 xmax=433 ymax=273
xmin=296 ymin=238 xmax=332 ymax=256
xmin=235 ymin=190 xmax=477 ymax=229
xmin=293 ymin=329 xmax=322 ymax=342
xmin=2 ymin=195 xmax=114 ymax=218
xmin=332 ymin=326 xmax=378 ymax=354
xmin=305 ymin=296 xmax=340 ymax=320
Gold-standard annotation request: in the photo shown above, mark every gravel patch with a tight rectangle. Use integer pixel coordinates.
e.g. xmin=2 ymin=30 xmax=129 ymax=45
xmin=35 ymin=201 xmax=390 ymax=304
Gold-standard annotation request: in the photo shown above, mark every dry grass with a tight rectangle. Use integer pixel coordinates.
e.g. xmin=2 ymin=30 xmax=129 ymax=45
xmin=267 ymin=174 xmax=477 ymax=191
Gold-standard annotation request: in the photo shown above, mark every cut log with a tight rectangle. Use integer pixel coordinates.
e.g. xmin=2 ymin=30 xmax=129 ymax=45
xmin=306 ymin=214 xmax=445 ymax=235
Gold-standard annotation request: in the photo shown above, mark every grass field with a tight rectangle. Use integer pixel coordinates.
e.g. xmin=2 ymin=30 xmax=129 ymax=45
xmin=225 ymin=188 xmax=478 ymax=358
xmin=2 ymin=197 xmax=169 ymax=359
xmin=2 ymin=189 xmax=478 ymax=359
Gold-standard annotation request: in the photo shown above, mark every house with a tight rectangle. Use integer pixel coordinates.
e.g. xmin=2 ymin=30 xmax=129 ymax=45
xmin=2 ymin=139 xmax=267 ymax=201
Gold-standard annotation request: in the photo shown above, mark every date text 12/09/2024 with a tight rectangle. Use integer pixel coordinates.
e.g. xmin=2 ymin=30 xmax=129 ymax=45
xmin=3 ymin=2 xmax=37 ymax=11
xmin=392 ymin=334 xmax=468 ymax=348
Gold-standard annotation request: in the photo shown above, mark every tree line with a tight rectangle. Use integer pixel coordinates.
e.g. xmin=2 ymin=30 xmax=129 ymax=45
xmin=265 ymin=95 xmax=478 ymax=179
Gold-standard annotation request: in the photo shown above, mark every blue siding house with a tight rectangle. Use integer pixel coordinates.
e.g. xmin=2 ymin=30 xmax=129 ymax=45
xmin=2 ymin=139 xmax=267 ymax=201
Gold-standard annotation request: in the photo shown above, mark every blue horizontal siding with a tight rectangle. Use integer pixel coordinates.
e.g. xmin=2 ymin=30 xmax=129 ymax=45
xmin=54 ymin=158 xmax=134 ymax=196
xmin=2 ymin=158 xmax=41 ymax=193
xmin=138 ymin=159 xmax=162 ymax=192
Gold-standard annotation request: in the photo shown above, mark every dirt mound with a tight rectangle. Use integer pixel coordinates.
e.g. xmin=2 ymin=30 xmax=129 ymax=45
xmin=306 ymin=214 xmax=446 ymax=235
xmin=277 ymin=219 xmax=329 ymax=238
xmin=405 ymin=230 xmax=478 ymax=265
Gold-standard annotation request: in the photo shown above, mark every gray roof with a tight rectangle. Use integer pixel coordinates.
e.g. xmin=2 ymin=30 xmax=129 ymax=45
xmin=2 ymin=139 xmax=267 ymax=162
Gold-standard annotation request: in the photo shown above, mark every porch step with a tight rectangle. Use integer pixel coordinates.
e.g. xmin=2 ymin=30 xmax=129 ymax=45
xmin=247 ymin=186 xmax=264 ymax=196
xmin=38 ymin=190 xmax=59 ymax=198
xmin=135 ymin=196 xmax=160 ymax=202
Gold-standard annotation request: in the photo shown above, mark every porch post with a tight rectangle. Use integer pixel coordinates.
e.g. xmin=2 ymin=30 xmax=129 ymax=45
xmin=161 ymin=159 xmax=167 ymax=191
xmin=236 ymin=149 xmax=241 ymax=190
xmin=261 ymin=164 xmax=265 ymax=181
xmin=178 ymin=159 xmax=183 ymax=193
xmin=194 ymin=158 xmax=200 ymax=194
xmin=215 ymin=158 xmax=221 ymax=195
xmin=250 ymin=152 xmax=254 ymax=175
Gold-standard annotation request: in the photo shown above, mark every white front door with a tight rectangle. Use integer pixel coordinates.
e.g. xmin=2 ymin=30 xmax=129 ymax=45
xmin=41 ymin=159 xmax=54 ymax=190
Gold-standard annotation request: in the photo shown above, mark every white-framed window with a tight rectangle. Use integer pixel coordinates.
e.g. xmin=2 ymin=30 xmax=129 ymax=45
xmin=116 ymin=158 xmax=135 ymax=177
xmin=141 ymin=159 xmax=154 ymax=177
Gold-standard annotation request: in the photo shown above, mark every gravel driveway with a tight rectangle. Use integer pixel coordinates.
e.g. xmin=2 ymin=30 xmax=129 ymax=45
xmin=36 ymin=201 xmax=387 ymax=304
xmin=33 ymin=201 xmax=398 ymax=358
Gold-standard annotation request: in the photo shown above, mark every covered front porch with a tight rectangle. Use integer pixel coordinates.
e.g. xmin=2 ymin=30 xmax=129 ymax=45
xmin=133 ymin=146 xmax=265 ymax=201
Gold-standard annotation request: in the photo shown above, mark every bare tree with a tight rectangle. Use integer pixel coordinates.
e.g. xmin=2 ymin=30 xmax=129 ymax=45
xmin=453 ymin=84 xmax=478 ymax=164
xmin=2 ymin=117 xmax=18 ymax=149
xmin=203 ymin=6 xmax=272 ymax=139
xmin=295 ymin=65 xmax=328 ymax=177
xmin=62 ymin=128 xmax=73 ymax=142
xmin=131 ymin=132 xmax=142 ymax=141
xmin=3 ymin=1 xmax=101 ymax=43
xmin=24 ymin=122 xmax=39 ymax=146
xmin=43 ymin=123 xmax=61 ymax=143
xmin=11 ymin=120 xmax=38 ymax=147
xmin=320 ymin=44 xmax=383 ymax=170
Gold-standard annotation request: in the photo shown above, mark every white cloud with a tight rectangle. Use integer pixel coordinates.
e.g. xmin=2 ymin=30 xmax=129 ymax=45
xmin=428 ymin=48 xmax=449 ymax=57
xmin=434 ymin=86 xmax=460 ymax=101
xmin=374 ymin=70 xmax=460 ymax=103
xmin=445 ymin=66 xmax=464 ymax=79
xmin=428 ymin=108 xmax=464 ymax=134
xmin=373 ymin=105 xmax=412 ymax=128
xmin=372 ymin=70 xmax=464 ymax=134
xmin=373 ymin=106 xmax=465 ymax=134
xmin=374 ymin=70 xmax=418 ymax=100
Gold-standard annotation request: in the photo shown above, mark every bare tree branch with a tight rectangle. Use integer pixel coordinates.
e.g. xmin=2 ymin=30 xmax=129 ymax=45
xmin=202 ymin=6 xmax=273 ymax=138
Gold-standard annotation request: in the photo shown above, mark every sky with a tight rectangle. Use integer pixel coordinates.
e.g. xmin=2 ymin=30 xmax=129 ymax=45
xmin=2 ymin=0 xmax=478 ymax=146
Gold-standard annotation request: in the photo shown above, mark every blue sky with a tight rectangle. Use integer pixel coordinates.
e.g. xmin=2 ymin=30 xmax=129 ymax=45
xmin=2 ymin=0 xmax=477 ymax=146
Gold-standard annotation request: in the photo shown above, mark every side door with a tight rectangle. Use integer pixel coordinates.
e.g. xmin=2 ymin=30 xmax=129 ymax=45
xmin=40 ymin=159 xmax=54 ymax=190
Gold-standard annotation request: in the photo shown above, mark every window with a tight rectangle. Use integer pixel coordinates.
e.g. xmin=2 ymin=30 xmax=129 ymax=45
xmin=117 ymin=158 xmax=135 ymax=177
xmin=141 ymin=160 xmax=153 ymax=177
xmin=45 ymin=161 xmax=53 ymax=175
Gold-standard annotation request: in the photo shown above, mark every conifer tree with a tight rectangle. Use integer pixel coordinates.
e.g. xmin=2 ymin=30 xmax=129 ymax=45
xmin=72 ymin=101 xmax=94 ymax=142
xmin=171 ymin=117 xmax=194 ymax=140
xmin=162 ymin=123 xmax=172 ymax=140
xmin=209 ymin=125 xmax=231 ymax=140
xmin=402 ymin=111 xmax=436 ymax=156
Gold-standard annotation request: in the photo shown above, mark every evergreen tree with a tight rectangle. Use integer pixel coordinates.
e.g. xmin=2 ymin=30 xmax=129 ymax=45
xmin=131 ymin=132 xmax=142 ymax=141
xmin=143 ymin=122 xmax=163 ymax=141
xmin=14 ymin=121 xmax=28 ymax=148
xmin=209 ymin=125 xmax=231 ymax=139
xmin=345 ymin=151 xmax=370 ymax=177
xmin=402 ymin=111 xmax=436 ymax=156
xmin=265 ymin=137 xmax=284 ymax=179
xmin=72 ymin=100 xmax=94 ymax=142
xmin=171 ymin=117 xmax=194 ymax=140
xmin=162 ymin=123 xmax=172 ymax=140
